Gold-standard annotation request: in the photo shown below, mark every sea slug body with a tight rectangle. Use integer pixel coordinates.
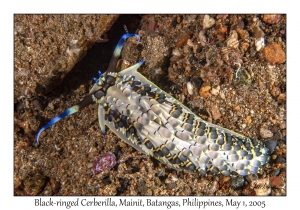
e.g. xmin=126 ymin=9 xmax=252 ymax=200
xmin=36 ymin=34 xmax=269 ymax=176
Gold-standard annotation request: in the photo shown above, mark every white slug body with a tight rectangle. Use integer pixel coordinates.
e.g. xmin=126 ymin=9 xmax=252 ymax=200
xmin=36 ymin=34 xmax=269 ymax=176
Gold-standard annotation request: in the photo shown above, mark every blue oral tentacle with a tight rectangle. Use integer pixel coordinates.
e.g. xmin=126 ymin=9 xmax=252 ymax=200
xmin=113 ymin=34 xmax=140 ymax=58
xmin=106 ymin=34 xmax=140 ymax=75
xmin=93 ymin=78 xmax=99 ymax=83
xmin=36 ymin=93 xmax=94 ymax=144
xmin=36 ymin=105 xmax=80 ymax=144
xmin=98 ymin=70 xmax=104 ymax=78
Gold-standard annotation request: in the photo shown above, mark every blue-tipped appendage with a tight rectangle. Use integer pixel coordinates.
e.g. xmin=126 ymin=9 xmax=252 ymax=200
xmin=93 ymin=78 xmax=99 ymax=83
xmin=106 ymin=34 xmax=140 ymax=75
xmin=98 ymin=70 xmax=104 ymax=78
xmin=113 ymin=34 xmax=140 ymax=58
xmin=36 ymin=34 xmax=141 ymax=144
xmin=93 ymin=70 xmax=106 ymax=85
xmin=35 ymin=105 xmax=80 ymax=144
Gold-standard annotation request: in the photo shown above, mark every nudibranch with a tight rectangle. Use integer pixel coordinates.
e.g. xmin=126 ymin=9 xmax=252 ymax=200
xmin=36 ymin=34 xmax=269 ymax=176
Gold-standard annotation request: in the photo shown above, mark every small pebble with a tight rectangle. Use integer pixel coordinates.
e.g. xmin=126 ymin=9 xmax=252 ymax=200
xmin=176 ymin=33 xmax=190 ymax=47
xmin=90 ymin=147 xmax=97 ymax=153
xmin=210 ymin=180 xmax=219 ymax=194
xmin=279 ymin=121 xmax=286 ymax=129
xmin=260 ymin=127 xmax=273 ymax=138
xmin=219 ymin=92 xmax=225 ymax=100
xmin=172 ymin=48 xmax=181 ymax=56
xmin=246 ymin=116 xmax=252 ymax=124
xmin=200 ymin=85 xmax=211 ymax=92
xmin=230 ymin=176 xmax=244 ymax=190
xmin=187 ymin=82 xmax=194 ymax=95
xmin=269 ymin=176 xmax=283 ymax=188
xmin=252 ymin=26 xmax=265 ymax=38
xmin=276 ymin=157 xmax=286 ymax=164
xmin=211 ymin=86 xmax=220 ymax=96
xmin=250 ymin=178 xmax=271 ymax=196
xmin=263 ymin=44 xmax=286 ymax=64
xmin=277 ymin=93 xmax=286 ymax=103
xmin=271 ymin=86 xmax=281 ymax=97
xmin=282 ymin=129 xmax=286 ymax=137
xmin=236 ymin=29 xmax=249 ymax=40
xmin=138 ymin=30 xmax=146 ymax=37
xmin=92 ymin=152 xmax=117 ymax=175
xmin=185 ymin=65 xmax=191 ymax=71
xmin=203 ymin=15 xmax=215 ymax=29
xmin=255 ymin=37 xmax=265 ymax=51
xmin=187 ymin=39 xmax=194 ymax=47
xmin=234 ymin=105 xmax=240 ymax=111
xmin=200 ymin=85 xmax=211 ymax=98
xmin=119 ymin=141 xmax=127 ymax=148
xmin=235 ymin=19 xmax=244 ymax=30
xmin=215 ymin=24 xmax=227 ymax=41
xmin=262 ymin=14 xmax=281 ymax=24
xmin=211 ymin=105 xmax=221 ymax=120
xmin=147 ymin=18 xmax=157 ymax=33
xmin=198 ymin=29 xmax=207 ymax=46
xmin=226 ymin=30 xmax=239 ymax=49
xmin=241 ymin=42 xmax=250 ymax=51
xmin=183 ymin=45 xmax=189 ymax=53
xmin=191 ymin=77 xmax=203 ymax=88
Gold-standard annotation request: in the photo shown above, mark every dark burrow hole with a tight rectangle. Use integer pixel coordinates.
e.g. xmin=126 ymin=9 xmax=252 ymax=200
xmin=41 ymin=14 xmax=143 ymax=102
